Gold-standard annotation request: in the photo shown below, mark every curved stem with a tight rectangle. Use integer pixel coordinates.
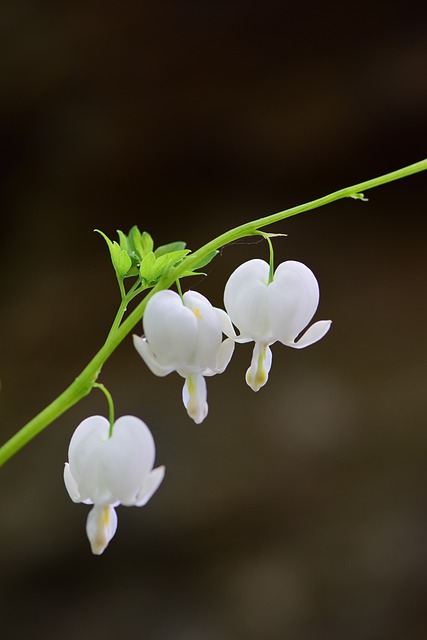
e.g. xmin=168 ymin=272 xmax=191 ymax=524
xmin=176 ymin=158 xmax=427 ymax=276
xmin=94 ymin=383 xmax=115 ymax=436
xmin=0 ymin=158 xmax=426 ymax=467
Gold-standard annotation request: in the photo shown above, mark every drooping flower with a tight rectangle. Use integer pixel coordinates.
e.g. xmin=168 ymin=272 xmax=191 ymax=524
xmin=224 ymin=259 xmax=331 ymax=391
xmin=64 ymin=415 xmax=165 ymax=555
xmin=133 ymin=289 xmax=235 ymax=424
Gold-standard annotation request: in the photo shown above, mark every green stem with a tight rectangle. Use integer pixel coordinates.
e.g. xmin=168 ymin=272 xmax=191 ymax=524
xmin=174 ymin=158 xmax=427 ymax=276
xmin=106 ymin=280 xmax=143 ymax=341
xmin=0 ymin=158 xmax=425 ymax=467
xmin=265 ymin=236 xmax=275 ymax=284
xmin=175 ymin=278 xmax=184 ymax=300
xmin=94 ymin=383 xmax=115 ymax=436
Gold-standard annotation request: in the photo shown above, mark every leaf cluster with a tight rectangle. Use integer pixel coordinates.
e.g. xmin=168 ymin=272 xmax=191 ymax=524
xmin=95 ymin=226 xmax=218 ymax=289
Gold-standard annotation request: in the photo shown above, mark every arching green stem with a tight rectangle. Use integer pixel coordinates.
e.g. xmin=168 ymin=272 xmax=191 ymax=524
xmin=0 ymin=158 xmax=426 ymax=467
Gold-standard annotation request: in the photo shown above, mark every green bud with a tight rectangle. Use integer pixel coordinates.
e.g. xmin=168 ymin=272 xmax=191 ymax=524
xmin=139 ymin=252 xmax=156 ymax=283
xmin=95 ymin=230 xmax=133 ymax=278
xmin=111 ymin=243 xmax=133 ymax=277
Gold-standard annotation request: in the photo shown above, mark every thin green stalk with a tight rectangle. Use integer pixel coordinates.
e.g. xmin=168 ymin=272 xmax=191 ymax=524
xmin=106 ymin=280 xmax=143 ymax=341
xmin=175 ymin=279 xmax=184 ymax=300
xmin=174 ymin=158 xmax=427 ymax=276
xmin=0 ymin=158 xmax=425 ymax=467
xmin=266 ymin=236 xmax=275 ymax=284
xmin=94 ymin=383 xmax=115 ymax=436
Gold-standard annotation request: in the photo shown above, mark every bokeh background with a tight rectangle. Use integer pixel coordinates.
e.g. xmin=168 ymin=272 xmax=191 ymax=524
xmin=1 ymin=2 xmax=427 ymax=639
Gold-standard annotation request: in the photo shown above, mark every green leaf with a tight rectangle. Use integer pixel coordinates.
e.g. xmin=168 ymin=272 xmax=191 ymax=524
xmin=141 ymin=231 xmax=154 ymax=255
xmin=126 ymin=226 xmax=142 ymax=259
xmin=117 ymin=229 xmax=129 ymax=252
xmin=179 ymin=270 xmax=207 ymax=278
xmin=139 ymin=252 xmax=156 ymax=282
xmin=190 ymin=250 xmax=219 ymax=270
xmin=154 ymin=241 xmax=187 ymax=257
xmin=126 ymin=227 xmax=154 ymax=260
xmin=151 ymin=250 xmax=189 ymax=278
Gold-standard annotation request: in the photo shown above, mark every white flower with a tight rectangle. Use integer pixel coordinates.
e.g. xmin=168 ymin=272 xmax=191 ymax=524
xmin=64 ymin=415 xmax=165 ymax=555
xmin=133 ymin=289 xmax=235 ymax=424
xmin=224 ymin=259 xmax=331 ymax=391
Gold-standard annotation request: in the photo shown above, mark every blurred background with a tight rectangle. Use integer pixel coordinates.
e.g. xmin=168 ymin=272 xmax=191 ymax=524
xmin=1 ymin=1 xmax=427 ymax=638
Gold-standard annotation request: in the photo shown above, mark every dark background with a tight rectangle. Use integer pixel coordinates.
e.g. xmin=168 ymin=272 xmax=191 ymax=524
xmin=1 ymin=2 xmax=427 ymax=639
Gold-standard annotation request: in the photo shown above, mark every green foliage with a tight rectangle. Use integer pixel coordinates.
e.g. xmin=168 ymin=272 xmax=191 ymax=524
xmin=96 ymin=226 xmax=210 ymax=288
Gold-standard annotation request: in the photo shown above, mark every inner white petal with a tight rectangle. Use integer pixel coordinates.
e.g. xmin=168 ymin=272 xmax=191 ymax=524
xmin=86 ymin=505 xmax=118 ymax=556
xmin=182 ymin=374 xmax=208 ymax=424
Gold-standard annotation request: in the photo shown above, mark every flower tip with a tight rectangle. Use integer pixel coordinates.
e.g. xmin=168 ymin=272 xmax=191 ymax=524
xmin=187 ymin=401 xmax=208 ymax=424
xmin=245 ymin=366 xmax=268 ymax=392
xmin=86 ymin=505 xmax=118 ymax=556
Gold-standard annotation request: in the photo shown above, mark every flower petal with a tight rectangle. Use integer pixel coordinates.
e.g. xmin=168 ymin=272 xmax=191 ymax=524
xmin=67 ymin=416 xmax=112 ymax=504
xmin=133 ymin=335 xmax=174 ymax=377
xmin=143 ymin=290 xmax=197 ymax=369
xmin=282 ymin=319 xmax=332 ymax=349
xmin=268 ymin=261 xmax=320 ymax=343
xmin=214 ymin=307 xmax=236 ymax=337
xmin=182 ymin=291 xmax=223 ymax=371
xmin=86 ymin=505 xmax=118 ymax=555
xmin=204 ymin=336 xmax=235 ymax=375
xmin=99 ymin=415 xmax=157 ymax=504
xmin=133 ymin=465 xmax=166 ymax=506
xmin=182 ymin=374 xmax=208 ymax=424
xmin=245 ymin=343 xmax=272 ymax=392
xmin=64 ymin=463 xmax=83 ymax=503
xmin=224 ymin=259 xmax=273 ymax=341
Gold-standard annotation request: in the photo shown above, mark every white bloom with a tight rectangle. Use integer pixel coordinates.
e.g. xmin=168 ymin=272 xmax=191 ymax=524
xmin=133 ymin=289 xmax=235 ymax=424
xmin=64 ymin=415 xmax=165 ymax=555
xmin=224 ymin=259 xmax=331 ymax=391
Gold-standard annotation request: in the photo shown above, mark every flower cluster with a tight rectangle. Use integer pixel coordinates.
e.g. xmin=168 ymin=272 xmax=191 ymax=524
xmin=134 ymin=258 xmax=331 ymax=414
xmin=65 ymin=256 xmax=330 ymax=554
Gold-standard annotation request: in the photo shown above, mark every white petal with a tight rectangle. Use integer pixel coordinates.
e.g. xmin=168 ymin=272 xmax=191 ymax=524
xmin=133 ymin=465 xmax=166 ymax=506
xmin=204 ymin=336 xmax=235 ymax=375
xmin=183 ymin=291 xmax=223 ymax=370
xmin=245 ymin=343 xmax=272 ymax=392
xmin=63 ymin=463 xmax=82 ymax=503
xmin=67 ymin=416 xmax=112 ymax=504
xmin=214 ymin=307 xmax=252 ymax=344
xmin=283 ymin=319 xmax=332 ymax=349
xmin=86 ymin=505 xmax=118 ymax=555
xmin=214 ymin=307 xmax=237 ymax=338
xmin=224 ymin=259 xmax=273 ymax=341
xmin=133 ymin=335 xmax=175 ymax=377
xmin=99 ymin=415 xmax=157 ymax=504
xmin=143 ymin=290 xmax=197 ymax=368
xmin=182 ymin=374 xmax=208 ymax=424
xmin=268 ymin=261 xmax=320 ymax=343
xmin=68 ymin=415 xmax=109 ymax=463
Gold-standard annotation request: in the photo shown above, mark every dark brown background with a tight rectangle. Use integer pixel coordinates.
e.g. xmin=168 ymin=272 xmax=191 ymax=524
xmin=1 ymin=2 xmax=427 ymax=639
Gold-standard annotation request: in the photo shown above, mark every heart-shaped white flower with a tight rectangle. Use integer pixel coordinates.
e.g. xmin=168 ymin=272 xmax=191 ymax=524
xmin=224 ymin=259 xmax=331 ymax=390
xmin=64 ymin=415 xmax=165 ymax=554
xmin=133 ymin=289 xmax=235 ymax=424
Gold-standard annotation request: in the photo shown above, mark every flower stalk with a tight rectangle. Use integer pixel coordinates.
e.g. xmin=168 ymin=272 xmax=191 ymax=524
xmin=0 ymin=158 xmax=426 ymax=467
